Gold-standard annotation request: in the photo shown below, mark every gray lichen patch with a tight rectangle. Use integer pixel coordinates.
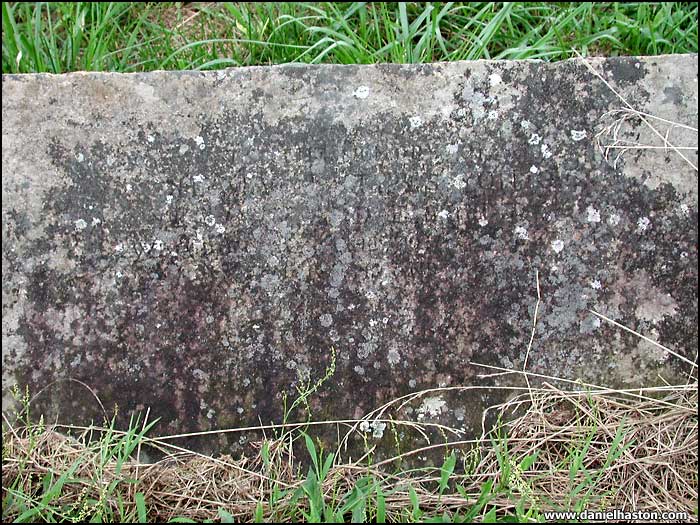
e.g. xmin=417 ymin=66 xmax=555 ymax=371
xmin=2 ymin=55 xmax=698 ymax=459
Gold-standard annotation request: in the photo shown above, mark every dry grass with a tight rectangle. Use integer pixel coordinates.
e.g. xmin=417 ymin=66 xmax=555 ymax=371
xmin=475 ymin=384 xmax=698 ymax=517
xmin=3 ymin=377 xmax=697 ymax=522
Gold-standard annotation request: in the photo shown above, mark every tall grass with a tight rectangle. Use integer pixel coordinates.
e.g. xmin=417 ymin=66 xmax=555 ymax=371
xmin=3 ymin=2 xmax=698 ymax=74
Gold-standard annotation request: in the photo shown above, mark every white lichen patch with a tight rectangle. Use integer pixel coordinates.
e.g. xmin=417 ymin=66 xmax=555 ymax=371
xmin=540 ymin=143 xmax=552 ymax=159
xmin=91 ymin=217 xmax=101 ymax=226
xmin=590 ymin=280 xmax=602 ymax=290
xmin=570 ymin=129 xmax=587 ymax=141
xmin=417 ymin=396 xmax=447 ymax=420
xmin=387 ymin=348 xmax=401 ymax=366
xmin=329 ymin=209 xmax=344 ymax=227
xmin=354 ymin=365 xmax=365 ymax=376
xmin=193 ymin=174 xmax=205 ymax=183
xmin=437 ymin=210 xmax=449 ymax=220
xmin=206 ymin=409 xmax=215 ymax=419
xmin=478 ymin=215 xmax=489 ymax=227
xmin=191 ymin=229 xmax=205 ymax=251
xmin=678 ymin=203 xmax=690 ymax=216
xmin=353 ymin=85 xmax=370 ymax=99
xmin=449 ymin=174 xmax=467 ymax=189
xmin=194 ymin=135 xmax=205 ymax=150
xmin=192 ymin=368 xmax=208 ymax=381
xmin=551 ymin=239 xmax=565 ymax=253
xmin=637 ymin=216 xmax=651 ymax=232
xmin=487 ymin=110 xmax=499 ymax=120
xmin=529 ymin=165 xmax=539 ymax=174
xmin=514 ymin=225 xmax=529 ymax=240
xmin=179 ymin=144 xmax=190 ymax=155
xmin=488 ymin=72 xmax=502 ymax=87
xmin=153 ymin=239 xmax=164 ymax=251
xmin=409 ymin=379 xmax=417 ymax=388
xmin=586 ymin=206 xmax=601 ymax=223
xmin=460 ymin=84 xmax=492 ymax=121
xmin=215 ymin=223 xmax=226 ymax=234
xmin=528 ymin=133 xmax=542 ymax=145
xmin=114 ymin=242 xmax=124 ymax=253
xmin=76 ymin=153 xmax=84 ymax=163
xmin=319 ymin=313 xmax=333 ymax=327
xmin=359 ymin=419 xmax=387 ymax=439
xmin=446 ymin=144 xmax=459 ymax=155
xmin=166 ymin=195 xmax=174 ymax=204
xmin=608 ymin=213 xmax=621 ymax=226
xmin=409 ymin=116 xmax=423 ymax=129
xmin=520 ymin=119 xmax=531 ymax=130
xmin=74 ymin=219 xmax=87 ymax=231
xmin=500 ymin=355 xmax=514 ymax=368
xmin=204 ymin=215 xmax=216 ymax=227
xmin=372 ymin=421 xmax=387 ymax=439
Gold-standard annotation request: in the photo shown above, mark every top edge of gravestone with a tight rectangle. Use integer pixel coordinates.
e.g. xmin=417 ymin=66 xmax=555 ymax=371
xmin=2 ymin=53 xmax=697 ymax=81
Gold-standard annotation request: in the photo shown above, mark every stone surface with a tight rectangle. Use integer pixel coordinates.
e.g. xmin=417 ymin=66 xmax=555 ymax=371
xmin=2 ymin=55 xmax=698 ymax=458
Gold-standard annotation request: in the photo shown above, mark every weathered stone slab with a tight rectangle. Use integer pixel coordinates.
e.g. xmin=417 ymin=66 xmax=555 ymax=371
xmin=2 ymin=55 xmax=698 ymax=458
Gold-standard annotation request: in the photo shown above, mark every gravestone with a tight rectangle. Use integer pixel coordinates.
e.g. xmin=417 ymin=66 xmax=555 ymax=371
xmin=2 ymin=55 xmax=697 ymax=458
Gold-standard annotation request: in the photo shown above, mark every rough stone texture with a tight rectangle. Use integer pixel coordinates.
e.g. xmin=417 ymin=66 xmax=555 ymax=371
xmin=2 ymin=55 xmax=698 ymax=458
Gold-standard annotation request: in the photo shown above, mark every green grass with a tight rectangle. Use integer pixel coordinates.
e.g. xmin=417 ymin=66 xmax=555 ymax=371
xmin=2 ymin=2 xmax=698 ymax=74
xmin=3 ymin=378 xmax=697 ymax=523
xmin=0 ymin=400 xmax=544 ymax=523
